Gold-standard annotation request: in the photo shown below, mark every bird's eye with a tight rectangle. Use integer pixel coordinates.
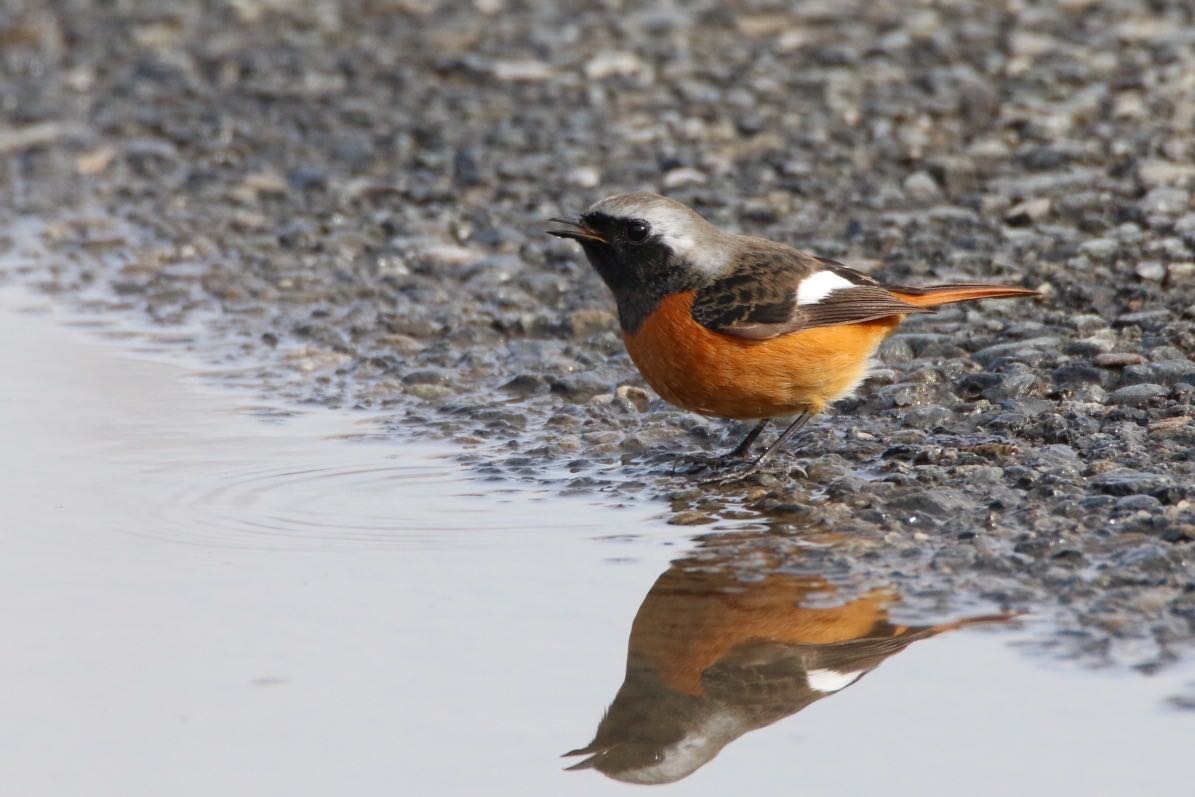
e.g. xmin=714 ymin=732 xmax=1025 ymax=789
xmin=626 ymin=220 xmax=651 ymax=244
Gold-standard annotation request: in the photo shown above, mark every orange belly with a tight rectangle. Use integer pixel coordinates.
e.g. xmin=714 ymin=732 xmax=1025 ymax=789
xmin=623 ymin=291 xmax=902 ymax=420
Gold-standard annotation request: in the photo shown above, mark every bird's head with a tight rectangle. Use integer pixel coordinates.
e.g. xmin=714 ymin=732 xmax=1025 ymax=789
xmin=548 ymin=193 xmax=734 ymax=302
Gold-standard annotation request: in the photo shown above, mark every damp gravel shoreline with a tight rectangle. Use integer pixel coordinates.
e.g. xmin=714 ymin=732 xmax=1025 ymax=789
xmin=3 ymin=0 xmax=1195 ymax=669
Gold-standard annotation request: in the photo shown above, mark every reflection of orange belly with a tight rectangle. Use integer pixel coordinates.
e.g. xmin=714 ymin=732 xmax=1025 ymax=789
xmin=623 ymin=292 xmax=902 ymax=420
xmin=630 ymin=569 xmax=897 ymax=695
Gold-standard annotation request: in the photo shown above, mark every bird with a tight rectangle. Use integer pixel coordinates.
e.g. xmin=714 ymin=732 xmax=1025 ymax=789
xmin=563 ymin=534 xmax=1015 ymax=783
xmin=548 ymin=192 xmax=1039 ymax=481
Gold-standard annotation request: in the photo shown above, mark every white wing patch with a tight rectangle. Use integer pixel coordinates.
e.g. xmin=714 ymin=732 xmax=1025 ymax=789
xmin=795 ymin=270 xmax=854 ymax=305
xmin=806 ymin=668 xmax=865 ymax=693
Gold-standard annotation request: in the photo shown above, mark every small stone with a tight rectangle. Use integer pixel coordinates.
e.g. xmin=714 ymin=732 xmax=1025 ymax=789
xmin=568 ymin=308 xmax=616 ymax=337
xmin=1091 ymin=470 xmax=1180 ymax=502
xmin=568 ymin=166 xmax=601 ymax=188
xmin=1115 ymin=494 xmax=1162 ymax=512
xmin=1113 ymin=91 xmax=1145 ymax=119
xmin=1004 ymin=197 xmax=1051 ymax=225
xmin=1108 ymin=383 xmax=1166 ymax=406
xmin=1071 ymin=314 xmax=1108 ymax=334
xmin=903 ymin=171 xmax=940 ymax=202
xmin=662 ymin=167 xmax=707 ymax=188
xmin=502 ymin=374 xmax=549 ymax=397
xmin=1139 ymin=187 xmax=1191 ymax=217
xmin=584 ymin=51 xmax=649 ymax=80
xmin=416 ymin=243 xmax=484 ymax=267
xmin=1079 ymin=238 xmax=1119 ymax=261
xmin=1139 ymin=160 xmax=1195 ymax=187
xmin=75 ymin=146 xmax=117 ymax=176
xmin=1135 ymin=260 xmax=1166 ymax=281
xmin=1168 ymin=262 xmax=1194 ymax=282
xmin=405 ymin=383 xmax=455 ymax=401
xmin=903 ymin=405 xmax=952 ymax=428
xmin=1146 ymin=237 xmax=1189 ymax=259
xmin=0 ymin=121 xmax=71 ymax=154
xmin=669 ymin=511 xmax=715 ymax=526
xmin=1150 ymin=360 xmax=1195 ymax=385
xmin=971 ymin=336 xmax=1061 ymax=365
xmin=1149 ymin=417 xmax=1190 ymax=436
xmin=616 ymin=385 xmax=651 ymax=412
xmin=1175 ymin=213 xmax=1195 ymax=236
xmin=1052 ymin=364 xmax=1103 ymax=386
xmin=491 ymin=59 xmax=551 ymax=82
xmin=1114 ymin=309 xmax=1171 ymax=328
xmin=1094 ymin=352 xmax=1146 ymax=368
xmin=241 ymin=170 xmax=288 ymax=196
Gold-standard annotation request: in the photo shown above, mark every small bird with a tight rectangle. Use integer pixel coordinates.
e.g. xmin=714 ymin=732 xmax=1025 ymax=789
xmin=549 ymin=192 xmax=1039 ymax=480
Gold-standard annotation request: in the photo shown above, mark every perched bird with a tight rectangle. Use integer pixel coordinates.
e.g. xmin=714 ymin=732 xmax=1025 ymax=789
xmin=548 ymin=193 xmax=1039 ymax=480
xmin=564 ymin=536 xmax=1014 ymax=783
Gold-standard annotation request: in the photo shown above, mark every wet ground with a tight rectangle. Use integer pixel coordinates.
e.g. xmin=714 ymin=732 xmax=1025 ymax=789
xmin=2 ymin=0 xmax=1195 ymax=790
xmin=4 ymin=286 xmax=1194 ymax=795
xmin=4 ymin=0 xmax=1195 ymax=668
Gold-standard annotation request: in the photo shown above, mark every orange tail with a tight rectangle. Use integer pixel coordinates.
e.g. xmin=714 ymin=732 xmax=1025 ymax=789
xmin=889 ymin=283 xmax=1040 ymax=308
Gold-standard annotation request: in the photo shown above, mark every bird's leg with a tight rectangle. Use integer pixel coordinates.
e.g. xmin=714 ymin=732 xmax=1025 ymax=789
xmin=700 ymin=413 xmax=812 ymax=485
xmin=676 ymin=419 xmax=770 ymax=474
xmin=723 ymin=419 xmax=770 ymax=460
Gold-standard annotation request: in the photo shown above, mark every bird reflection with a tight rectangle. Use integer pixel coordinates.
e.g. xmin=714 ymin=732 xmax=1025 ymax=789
xmin=565 ymin=533 xmax=1013 ymax=784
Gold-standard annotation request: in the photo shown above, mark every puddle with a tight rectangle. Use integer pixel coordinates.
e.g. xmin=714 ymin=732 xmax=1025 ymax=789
xmin=1 ymin=286 xmax=1191 ymax=796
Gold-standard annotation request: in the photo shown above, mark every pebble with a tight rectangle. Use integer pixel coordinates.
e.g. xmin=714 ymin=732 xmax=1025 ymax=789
xmin=491 ymin=59 xmax=552 ymax=82
xmin=1139 ymin=187 xmax=1191 ymax=217
xmin=567 ymin=167 xmax=601 ymax=188
xmin=903 ymin=171 xmax=941 ymax=202
xmin=584 ymin=51 xmax=650 ymax=80
xmin=1004 ymin=197 xmax=1051 ymax=225
xmin=1094 ymin=352 xmax=1146 ymax=368
xmin=616 ymin=385 xmax=651 ymax=412
xmin=1079 ymin=238 xmax=1119 ymax=261
xmin=1139 ymin=160 xmax=1195 ymax=187
xmin=1091 ymin=470 xmax=1180 ymax=503
xmin=971 ymin=336 xmax=1061 ymax=365
xmin=1108 ymin=383 xmax=1167 ymax=406
xmin=661 ymin=167 xmax=707 ymax=188
xmin=1135 ymin=261 xmax=1166 ymax=282
xmin=1168 ymin=262 xmax=1194 ymax=282
xmin=1114 ymin=309 xmax=1171 ymax=329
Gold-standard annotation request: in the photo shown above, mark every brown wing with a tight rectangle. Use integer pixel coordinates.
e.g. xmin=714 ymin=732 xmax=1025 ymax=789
xmin=690 ymin=242 xmax=931 ymax=340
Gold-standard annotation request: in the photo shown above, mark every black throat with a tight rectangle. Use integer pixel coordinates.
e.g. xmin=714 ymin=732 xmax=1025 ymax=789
xmin=578 ymin=239 xmax=706 ymax=335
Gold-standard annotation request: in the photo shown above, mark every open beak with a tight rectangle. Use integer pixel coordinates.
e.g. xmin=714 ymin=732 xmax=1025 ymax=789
xmin=546 ymin=217 xmax=607 ymax=244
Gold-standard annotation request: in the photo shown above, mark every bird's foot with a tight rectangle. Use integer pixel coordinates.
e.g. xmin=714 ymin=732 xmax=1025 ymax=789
xmin=672 ymin=453 xmax=728 ymax=475
xmin=697 ymin=460 xmax=764 ymax=485
xmin=672 ymin=449 xmax=753 ymax=476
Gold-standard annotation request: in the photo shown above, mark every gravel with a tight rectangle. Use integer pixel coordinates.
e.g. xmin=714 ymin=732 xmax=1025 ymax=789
xmin=2 ymin=0 xmax=1194 ymax=669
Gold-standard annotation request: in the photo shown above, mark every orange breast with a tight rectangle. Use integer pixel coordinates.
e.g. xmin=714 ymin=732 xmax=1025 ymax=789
xmin=623 ymin=291 xmax=902 ymax=420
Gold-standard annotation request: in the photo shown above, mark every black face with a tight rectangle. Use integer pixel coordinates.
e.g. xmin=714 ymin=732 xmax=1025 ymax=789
xmin=575 ymin=212 xmax=659 ymax=283
xmin=561 ymin=212 xmax=700 ymax=334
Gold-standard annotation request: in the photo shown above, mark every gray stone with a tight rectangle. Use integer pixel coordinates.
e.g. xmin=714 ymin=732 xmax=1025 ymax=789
xmin=971 ymin=337 xmax=1061 ymax=365
xmin=1094 ymin=352 xmax=1146 ymax=368
xmin=1139 ymin=187 xmax=1191 ymax=217
xmin=1108 ymin=383 xmax=1167 ymax=405
xmin=1115 ymin=494 xmax=1163 ymax=512
xmin=1135 ymin=260 xmax=1166 ymax=281
xmin=1091 ymin=470 xmax=1180 ymax=502
xmin=1079 ymin=238 xmax=1119 ymax=261
xmin=903 ymin=171 xmax=941 ymax=202
xmin=1004 ymin=197 xmax=1051 ymax=225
